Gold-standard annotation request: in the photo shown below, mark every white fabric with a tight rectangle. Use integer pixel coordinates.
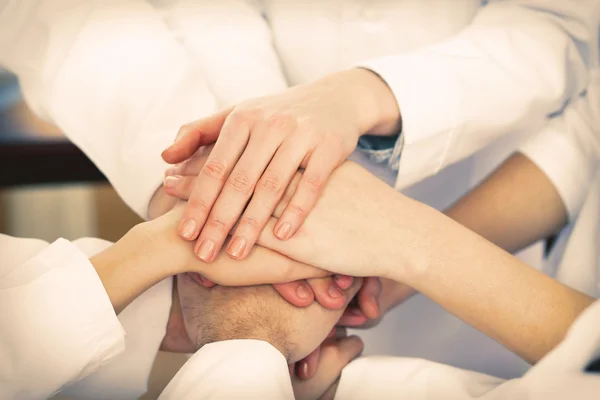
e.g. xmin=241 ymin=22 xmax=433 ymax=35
xmin=160 ymin=340 xmax=294 ymax=399
xmin=0 ymin=0 xmax=219 ymax=218
xmin=0 ymin=235 xmax=167 ymax=399
xmin=519 ymin=70 xmax=600 ymax=297
xmin=152 ymin=0 xmax=289 ymax=106
xmin=0 ymin=235 xmax=294 ymax=399
xmin=357 ymin=0 xmax=598 ymax=189
xmin=335 ymin=299 xmax=600 ymax=400
xmin=133 ymin=0 xmax=599 ymax=378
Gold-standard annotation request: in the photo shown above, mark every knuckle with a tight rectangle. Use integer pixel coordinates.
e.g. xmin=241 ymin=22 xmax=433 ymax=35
xmin=257 ymin=172 xmax=281 ymax=194
xmin=240 ymin=217 xmax=261 ymax=233
xmin=189 ymin=198 xmax=212 ymax=215
xmin=177 ymin=122 xmax=193 ymax=136
xmin=229 ymin=108 xmax=258 ymax=126
xmin=227 ymin=171 xmax=254 ymax=194
xmin=287 ymin=203 xmax=306 ymax=218
xmin=201 ymin=159 xmax=228 ymax=182
xmin=303 ymin=174 xmax=324 ymax=194
xmin=266 ymin=114 xmax=297 ymax=132
xmin=297 ymin=120 xmax=318 ymax=137
xmin=206 ymin=217 xmax=228 ymax=234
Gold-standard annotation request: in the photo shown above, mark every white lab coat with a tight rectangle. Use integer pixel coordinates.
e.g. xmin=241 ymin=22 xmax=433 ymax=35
xmin=121 ymin=0 xmax=600 ymax=377
xmin=0 ymin=234 xmax=296 ymax=399
xmin=2 ymin=232 xmax=600 ymax=399
xmin=1 ymin=0 xmax=598 ymax=379
xmin=520 ymin=69 xmax=600 ymax=297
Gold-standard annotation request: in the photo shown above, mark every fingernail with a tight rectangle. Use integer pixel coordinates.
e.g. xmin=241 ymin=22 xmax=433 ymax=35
xmin=227 ymin=236 xmax=247 ymax=258
xmin=188 ymin=272 xmax=204 ymax=285
xmin=164 ymin=175 xmax=180 ymax=189
xmin=351 ymin=307 xmax=363 ymax=316
xmin=197 ymin=239 xmax=216 ymax=262
xmin=296 ymin=284 xmax=311 ymax=299
xmin=334 ymin=275 xmax=353 ymax=289
xmin=275 ymin=222 xmax=292 ymax=240
xmin=328 ymin=284 xmax=343 ymax=299
xmin=300 ymin=362 xmax=309 ymax=379
xmin=371 ymin=296 xmax=380 ymax=315
xmin=180 ymin=219 xmax=198 ymax=240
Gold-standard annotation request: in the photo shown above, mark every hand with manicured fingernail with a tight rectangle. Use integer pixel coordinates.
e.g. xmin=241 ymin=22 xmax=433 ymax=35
xmin=161 ymin=152 xmax=356 ymax=311
xmin=273 ymin=275 xmax=354 ymax=310
xmin=338 ymin=278 xmax=417 ymax=329
xmin=150 ymin=202 xmax=332 ymax=287
xmin=292 ymin=327 xmax=364 ymax=400
xmin=161 ymin=68 xmax=400 ymax=263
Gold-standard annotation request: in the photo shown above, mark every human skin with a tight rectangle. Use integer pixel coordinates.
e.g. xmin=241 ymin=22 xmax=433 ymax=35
xmin=257 ymin=161 xmax=594 ymax=364
xmin=89 ymin=201 xmax=329 ymax=316
xmin=161 ymin=68 xmax=400 ymax=262
xmin=154 ymin=145 xmax=356 ymax=313
xmin=176 ymin=272 xmax=362 ymax=363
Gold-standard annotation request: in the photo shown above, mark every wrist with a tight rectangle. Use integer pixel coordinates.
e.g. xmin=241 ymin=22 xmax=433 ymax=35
xmin=90 ymin=222 xmax=174 ymax=313
xmin=377 ymin=196 xmax=437 ymax=284
xmin=348 ymin=68 xmax=401 ymax=136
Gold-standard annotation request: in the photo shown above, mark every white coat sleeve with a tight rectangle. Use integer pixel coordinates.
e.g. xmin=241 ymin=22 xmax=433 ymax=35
xmin=156 ymin=0 xmax=289 ymax=106
xmin=0 ymin=235 xmax=125 ymax=400
xmin=357 ymin=0 xmax=599 ymax=190
xmin=60 ymin=239 xmax=173 ymax=400
xmin=0 ymin=0 xmax=219 ymax=218
xmin=159 ymin=340 xmax=294 ymax=399
xmin=336 ymin=300 xmax=600 ymax=400
xmin=519 ymin=69 xmax=600 ymax=220
xmin=0 ymin=233 xmax=174 ymax=400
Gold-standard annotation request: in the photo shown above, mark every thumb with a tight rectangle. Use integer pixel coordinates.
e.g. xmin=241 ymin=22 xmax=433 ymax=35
xmin=162 ymin=107 xmax=232 ymax=164
xmin=313 ymin=336 xmax=364 ymax=400
xmin=333 ymin=335 xmax=364 ymax=366
xmin=294 ymin=336 xmax=363 ymax=400
xmin=356 ymin=277 xmax=382 ymax=320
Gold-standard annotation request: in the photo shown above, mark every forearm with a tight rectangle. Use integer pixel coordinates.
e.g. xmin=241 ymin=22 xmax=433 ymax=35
xmin=444 ymin=152 xmax=568 ymax=253
xmin=393 ymin=201 xmax=593 ymax=363
xmin=90 ymin=223 xmax=177 ymax=314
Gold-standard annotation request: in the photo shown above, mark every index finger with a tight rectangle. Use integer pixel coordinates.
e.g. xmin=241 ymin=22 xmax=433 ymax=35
xmin=162 ymin=108 xmax=232 ymax=164
xmin=177 ymin=114 xmax=251 ymax=242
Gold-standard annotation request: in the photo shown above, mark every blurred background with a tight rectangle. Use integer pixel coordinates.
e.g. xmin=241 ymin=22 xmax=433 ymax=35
xmin=0 ymin=67 xmax=185 ymax=399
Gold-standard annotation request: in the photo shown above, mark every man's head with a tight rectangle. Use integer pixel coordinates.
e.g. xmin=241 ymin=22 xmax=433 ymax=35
xmin=176 ymin=272 xmax=362 ymax=362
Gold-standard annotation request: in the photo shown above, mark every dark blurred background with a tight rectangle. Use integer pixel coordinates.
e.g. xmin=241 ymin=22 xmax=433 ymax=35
xmin=0 ymin=67 xmax=185 ymax=400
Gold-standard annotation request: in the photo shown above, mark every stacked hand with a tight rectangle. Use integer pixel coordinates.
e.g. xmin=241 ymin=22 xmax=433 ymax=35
xmin=158 ymin=146 xmax=360 ymax=310
xmin=161 ymin=68 xmax=400 ymax=263
xmin=157 ymin=144 xmax=420 ymax=377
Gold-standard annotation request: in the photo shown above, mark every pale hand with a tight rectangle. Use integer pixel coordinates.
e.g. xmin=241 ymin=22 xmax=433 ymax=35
xmin=161 ymin=69 xmax=399 ymax=263
xmin=258 ymin=161 xmax=424 ymax=280
xmin=292 ymin=328 xmax=363 ymax=400
xmin=146 ymin=202 xmax=329 ymax=286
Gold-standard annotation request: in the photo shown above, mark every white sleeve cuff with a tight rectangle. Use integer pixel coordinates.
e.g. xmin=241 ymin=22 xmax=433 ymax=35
xmin=358 ymin=54 xmax=462 ymax=190
xmin=519 ymin=83 xmax=600 ymax=222
xmin=0 ymin=238 xmax=125 ymax=399
xmin=159 ymin=339 xmax=293 ymax=399
xmin=114 ymin=129 xmax=176 ymax=220
xmin=62 ymin=277 xmax=173 ymax=399
xmin=336 ymin=356 xmax=504 ymax=400
xmin=519 ymin=126 xmax=588 ymax=221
